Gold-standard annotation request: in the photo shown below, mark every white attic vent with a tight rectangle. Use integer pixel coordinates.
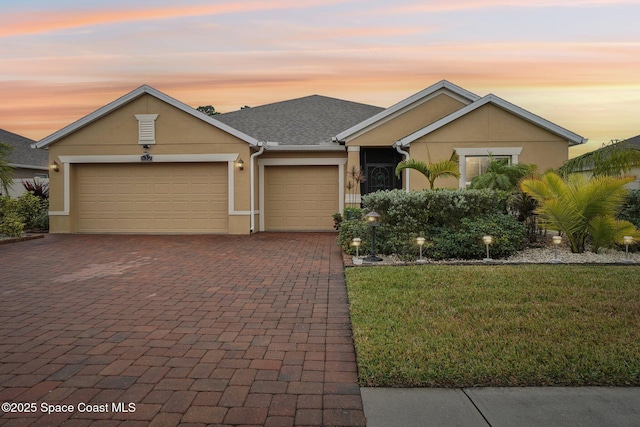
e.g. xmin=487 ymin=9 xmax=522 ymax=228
xmin=135 ymin=114 xmax=159 ymax=145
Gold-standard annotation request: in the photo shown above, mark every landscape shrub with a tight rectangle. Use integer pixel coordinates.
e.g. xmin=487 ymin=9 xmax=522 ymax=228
xmin=0 ymin=192 xmax=50 ymax=236
xmin=362 ymin=189 xmax=506 ymax=229
xmin=618 ymin=189 xmax=640 ymax=228
xmin=0 ymin=212 xmax=25 ymax=237
xmin=423 ymin=214 xmax=527 ymax=260
xmin=338 ymin=189 xmax=523 ymax=260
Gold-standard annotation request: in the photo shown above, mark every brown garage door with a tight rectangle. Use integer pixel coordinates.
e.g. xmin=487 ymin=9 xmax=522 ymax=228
xmin=264 ymin=165 xmax=338 ymax=231
xmin=76 ymin=163 xmax=228 ymax=233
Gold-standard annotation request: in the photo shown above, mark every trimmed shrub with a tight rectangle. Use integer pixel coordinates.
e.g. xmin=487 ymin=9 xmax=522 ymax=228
xmin=618 ymin=189 xmax=640 ymax=228
xmin=361 ymin=189 xmax=506 ymax=229
xmin=0 ymin=212 xmax=25 ymax=237
xmin=424 ymin=214 xmax=527 ymax=260
xmin=338 ymin=189 xmax=523 ymax=260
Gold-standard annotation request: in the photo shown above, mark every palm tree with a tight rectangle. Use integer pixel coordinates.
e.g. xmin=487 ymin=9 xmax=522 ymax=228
xmin=521 ymin=172 xmax=640 ymax=253
xmin=558 ymin=139 xmax=640 ymax=177
xmin=0 ymin=142 xmax=14 ymax=196
xmin=395 ymin=158 xmax=460 ymax=190
xmin=469 ymin=158 xmax=536 ymax=191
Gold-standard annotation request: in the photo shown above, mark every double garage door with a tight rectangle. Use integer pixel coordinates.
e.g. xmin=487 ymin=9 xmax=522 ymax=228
xmin=76 ymin=163 xmax=228 ymax=233
xmin=74 ymin=163 xmax=339 ymax=233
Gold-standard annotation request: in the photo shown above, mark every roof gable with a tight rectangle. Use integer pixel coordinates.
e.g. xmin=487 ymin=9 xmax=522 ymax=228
xmin=34 ymin=85 xmax=259 ymax=149
xmin=216 ymin=95 xmax=383 ymax=147
xmin=397 ymin=94 xmax=587 ymax=147
xmin=335 ymin=80 xmax=480 ymax=143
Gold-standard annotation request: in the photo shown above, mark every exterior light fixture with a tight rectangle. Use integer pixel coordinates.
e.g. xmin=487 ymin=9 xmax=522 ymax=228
xmin=622 ymin=236 xmax=634 ymax=263
xmin=364 ymin=211 xmax=382 ymax=262
xmin=352 ymin=237 xmax=362 ymax=265
xmin=552 ymin=235 xmax=563 ymax=263
xmin=416 ymin=237 xmax=426 ymax=264
xmin=50 ymin=161 xmax=59 ymax=173
xmin=236 ymin=159 xmax=244 ymax=171
xmin=482 ymin=235 xmax=493 ymax=262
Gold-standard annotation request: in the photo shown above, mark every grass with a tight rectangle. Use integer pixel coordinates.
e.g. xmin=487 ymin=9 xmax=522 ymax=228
xmin=345 ymin=265 xmax=640 ymax=388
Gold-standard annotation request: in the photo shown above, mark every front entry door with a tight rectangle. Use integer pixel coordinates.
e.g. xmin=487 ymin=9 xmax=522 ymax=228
xmin=360 ymin=148 xmax=403 ymax=195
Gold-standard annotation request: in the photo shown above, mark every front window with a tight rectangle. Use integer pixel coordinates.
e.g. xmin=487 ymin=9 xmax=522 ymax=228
xmin=465 ymin=155 xmax=510 ymax=186
xmin=454 ymin=147 xmax=523 ymax=189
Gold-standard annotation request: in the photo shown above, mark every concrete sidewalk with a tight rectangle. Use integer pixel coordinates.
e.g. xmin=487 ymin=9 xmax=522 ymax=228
xmin=362 ymin=387 xmax=640 ymax=427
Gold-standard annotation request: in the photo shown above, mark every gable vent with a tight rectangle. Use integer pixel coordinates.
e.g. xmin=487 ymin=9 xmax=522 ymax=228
xmin=135 ymin=114 xmax=159 ymax=145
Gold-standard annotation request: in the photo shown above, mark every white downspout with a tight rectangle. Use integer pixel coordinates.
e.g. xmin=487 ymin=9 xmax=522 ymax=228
xmin=250 ymin=142 xmax=265 ymax=233
xmin=394 ymin=142 xmax=410 ymax=192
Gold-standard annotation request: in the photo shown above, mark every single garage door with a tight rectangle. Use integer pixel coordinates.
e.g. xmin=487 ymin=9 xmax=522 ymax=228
xmin=265 ymin=165 xmax=338 ymax=231
xmin=76 ymin=162 xmax=228 ymax=233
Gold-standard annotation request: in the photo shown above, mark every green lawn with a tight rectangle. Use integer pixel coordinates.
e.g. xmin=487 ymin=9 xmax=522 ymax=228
xmin=345 ymin=265 xmax=640 ymax=388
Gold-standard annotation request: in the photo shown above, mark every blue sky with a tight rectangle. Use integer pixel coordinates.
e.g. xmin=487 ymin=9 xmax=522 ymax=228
xmin=1 ymin=0 xmax=639 ymax=155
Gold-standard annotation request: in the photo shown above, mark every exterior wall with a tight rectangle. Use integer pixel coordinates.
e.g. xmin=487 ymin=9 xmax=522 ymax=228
xmin=410 ymin=104 xmax=570 ymax=189
xmin=47 ymin=94 xmax=253 ymax=234
xmin=346 ymin=93 xmax=465 ymax=147
xmin=343 ymin=93 xmax=466 ymax=197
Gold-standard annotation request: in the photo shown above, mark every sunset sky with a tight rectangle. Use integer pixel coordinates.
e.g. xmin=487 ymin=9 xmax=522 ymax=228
xmin=1 ymin=0 xmax=639 ymax=156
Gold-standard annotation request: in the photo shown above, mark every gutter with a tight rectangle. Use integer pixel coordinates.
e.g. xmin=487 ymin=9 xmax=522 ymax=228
xmin=393 ymin=142 xmax=410 ymax=192
xmin=250 ymin=142 xmax=265 ymax=233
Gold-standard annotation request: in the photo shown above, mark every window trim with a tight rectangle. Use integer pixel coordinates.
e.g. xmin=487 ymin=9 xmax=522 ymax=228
xmin=455 ymin=147 xmax=522 ymax=188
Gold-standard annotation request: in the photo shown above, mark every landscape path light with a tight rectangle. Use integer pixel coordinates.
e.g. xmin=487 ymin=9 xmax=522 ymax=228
xmin=623 ymin=236 xmax=634 ymax=263
xmin=552 ymin=235 xmax=563 ymax=263
xmin=352 ymin=237 xmax=362 ymax=265
xmin=364 ymin=211 xmax=382 ymax=262
xmin=482 ymin=235 xmax=493 ymax=262
xmin=416 ymin=237 xmax=426 ymax=264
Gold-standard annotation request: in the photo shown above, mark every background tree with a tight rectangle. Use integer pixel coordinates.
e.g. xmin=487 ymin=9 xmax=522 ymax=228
xmin=521 ymin=172 xmax=639 ymax=253
xmin=0 ymin=142 xmax=14 ymax=195
xmin=558 ymin=139 xmax=640 ymax=177
xmin=196 ymin=105 xmax=220 ymax=116
xmin=395 ymin=156 xmax=460 ymax=190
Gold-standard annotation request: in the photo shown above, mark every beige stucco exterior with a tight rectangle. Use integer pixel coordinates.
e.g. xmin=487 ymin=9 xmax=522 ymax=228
xmin=47 ymin=94 xmax=254 ymax=234
xmin=39 ymin=82 xmax=584 ymax=235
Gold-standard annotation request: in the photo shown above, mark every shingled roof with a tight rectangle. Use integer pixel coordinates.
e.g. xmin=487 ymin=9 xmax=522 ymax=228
xmin=0 ymin=128 xmax=47 ymax=169
xmin=216 ymin=95 xmax=384 ymax=146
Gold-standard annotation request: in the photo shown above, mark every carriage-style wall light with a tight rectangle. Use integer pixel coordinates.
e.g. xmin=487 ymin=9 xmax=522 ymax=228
xmin=50 ymin=161 xmax=59 ymax=173
xmin=236 ymin=159 xmax=244 ymax=171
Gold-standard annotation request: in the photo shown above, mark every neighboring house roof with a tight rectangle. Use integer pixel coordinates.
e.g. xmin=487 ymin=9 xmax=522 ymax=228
xmin=396 ymin=94 xmax=587 ymax=147
xmin=0 ymin=128 xmax=48 ymax=170
xmin=216 ymin=95 xmax=383 ymax=149
xmin=623 ymin=134 xmax=640 ymax=148
xmin=335 ymin=80 xmax=481 ymax=143
xmin=34 ymin=85 xmax=259 ymax=149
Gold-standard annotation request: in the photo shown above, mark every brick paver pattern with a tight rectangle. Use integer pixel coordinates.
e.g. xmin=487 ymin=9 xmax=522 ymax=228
xmin=0 ymin=233 xmax=365 ymax=426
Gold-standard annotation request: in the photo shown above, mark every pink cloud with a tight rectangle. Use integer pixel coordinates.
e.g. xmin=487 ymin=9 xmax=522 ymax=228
xmin=0 ymin=0 xmax=345 ymax=37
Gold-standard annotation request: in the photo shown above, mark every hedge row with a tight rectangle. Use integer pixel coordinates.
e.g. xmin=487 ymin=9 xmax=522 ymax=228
xmin=338 ymin=189 xmax=526 ymax=260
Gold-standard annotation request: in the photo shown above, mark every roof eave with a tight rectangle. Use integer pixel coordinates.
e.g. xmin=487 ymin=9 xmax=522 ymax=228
xmin=398 ymin=94 xmax=586 ymax=147
xmin=35 ymin=85 xmax=259 ymax=149
xmin=335 ymin=80 xmax=481 ymax=143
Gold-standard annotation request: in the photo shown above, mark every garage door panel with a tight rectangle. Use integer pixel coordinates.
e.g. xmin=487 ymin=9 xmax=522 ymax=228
xmin=76 ymin=163 xmax=228 ymax=233
xmin=265 ymin=165 xmax=338 ymax=231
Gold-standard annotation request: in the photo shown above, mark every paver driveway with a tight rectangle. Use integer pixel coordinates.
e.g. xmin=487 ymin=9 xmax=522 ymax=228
xmin=0 ymin=233 xmax=365 ymax=427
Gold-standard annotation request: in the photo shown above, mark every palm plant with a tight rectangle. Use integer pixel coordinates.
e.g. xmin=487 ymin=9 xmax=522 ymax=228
xmin=521 ymin=172 xmax=640 ymax=253
xmin=470 ymin=158 xmax=536 ymax=191
xmin=558 ymin=139 xmax=640 ymax=177
xmin=0 ymin=142 xmax=14 ymax=195
xmin=395 ymin=157 xmax=460 ymax=190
